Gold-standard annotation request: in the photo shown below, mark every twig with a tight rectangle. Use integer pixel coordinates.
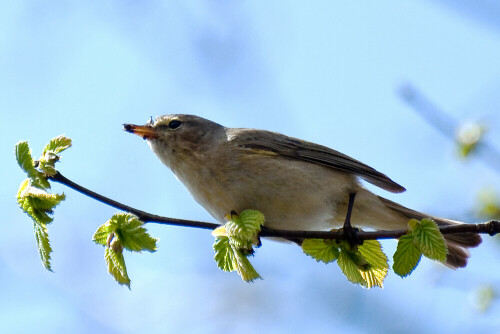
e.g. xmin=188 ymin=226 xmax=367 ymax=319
xmin=48 ymin=171 xmax=500 ymax=240
xmin=48 ymin=172 xmax=219 ymax=230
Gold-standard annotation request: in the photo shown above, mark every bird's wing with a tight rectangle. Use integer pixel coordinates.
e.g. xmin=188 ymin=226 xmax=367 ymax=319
xmin=227 ymin=128 xmax=406 ymax=193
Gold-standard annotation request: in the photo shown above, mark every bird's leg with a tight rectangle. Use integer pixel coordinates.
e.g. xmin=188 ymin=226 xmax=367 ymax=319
xmin=342 ymin=192 xmax=361 ymax=246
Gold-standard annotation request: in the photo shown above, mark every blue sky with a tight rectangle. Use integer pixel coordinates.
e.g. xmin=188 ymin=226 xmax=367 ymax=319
xmin=2 ymin=1 xmax=500 ymax=333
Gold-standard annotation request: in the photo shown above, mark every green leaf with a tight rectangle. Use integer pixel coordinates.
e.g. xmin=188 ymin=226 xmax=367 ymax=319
xmin=34 ymin=223 xmax=52 ymax=271
xmin=359 ymin=240 xmax=388 ymax=270
xmin=17 ymin=180 xmax=65 ymax=225
xmin=358 ymin=240 xmax=388 ymax=288
xmin=337 ymin=248 xmax=366 ymax=286
xmin=105 ymin=247 xmax=130 ymax=288
xmin=212 ymin=210 xmax=263 ymax=282
xmin=233 ymin=248 xmax=261 ymax=282
xmin=38 ymin=136 xmax=71 ymax=176
xmin=93 ymin=223 xmax=115 ymax=246
xmin=214 ymin=237 xmax=236 ymax=272
xmin=334 ymin=240 xmax=389 ymax=289
xmin=43 ymin=135 xmax=72 ymax=155
xmin=38 ymin=158 xmax=58 ymax=176
xmin=93 ymin=213 xmax=157 ymax=252
xmin=393 ymin=234 xmax=422 ymax=277
xmin=301 ymin=239 xmax=339 ymax=263
xmin=225 ymin=210 xmax=264 ymax=245
xmin=15 ymin=141 xmax=37 ymax=176
xmin=93 ymin=214 xmax=157 ymax=288
xmin=17 ymin=179 xmax=65 ymax=271
xmin=412 ymin=218 xmax=448 ymax=262
xmin=213 ymin=236 xmax=261 ymax=282
xmin=15 ymin=136 xmax=72 ymax=273
xmin=360 ymin=267 xmax=387 ymax=289
xmin=15 ymin=141 xmax=50 ymax=189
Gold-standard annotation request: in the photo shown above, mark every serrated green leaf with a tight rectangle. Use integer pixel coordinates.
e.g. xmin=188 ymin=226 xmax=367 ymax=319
xmin=413 ymin=218 xmax=448 ymax=262
xmin=105 ymin=247 xmax=130 ymax=287
xmin=15 ymin=141 xmax=37 ymax=176
xmin=15 ymin=141 xmax=50 ymax=189
xmin=34 ymin=223 xmax=52 ymax=271
xmin=18 ymin=195 xmax=52 ymax=225
xmin=337 ymin=248 xmax=366 ymax=286
xmin=213 ymin=237 xmax=236 ymax=272
xmin=358 ymin=240 xmax=388 ymax=288
xmin=94 ymin=214 xmax=157 ymax=288
xmin=17 ymin=178 xmax=30 ymax=199
xmin=360 ymin=267 xmax=387 ymax=288
xmin=213 ymin=236 xmax=261 ymax=282
xmin=408 ymin=218 xmax=419 ymax=231
xmin=359 ymin=240 xmax=388 ymax=270
xmin=302 ymin=239 xmax=339 ymax=263
xmin=97 ymin=213 xmax=157 ymax=252
xmin=43 ymin=135 xmax=72 ymax=155
xmin=212 ymin=210 xmax=263 ymax=282
xmin=233 ymin=249 xmax=261 ymax=282
xmin=393 ymin=234 xmax=422 ymax=277
xmin=93 ymin=222 xmax=115 ymax=246
xmin=17 ymin=180 xmax=65 ymax=225
xmin=225 ymin=210 xmax=264 ymax=242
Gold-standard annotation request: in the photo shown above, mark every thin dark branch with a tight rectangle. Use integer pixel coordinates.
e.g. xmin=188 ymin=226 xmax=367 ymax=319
xmin=48 ymin=172 xmax=219 ymax=230
xmin=48 ymin=171 xmax=500 ymax=240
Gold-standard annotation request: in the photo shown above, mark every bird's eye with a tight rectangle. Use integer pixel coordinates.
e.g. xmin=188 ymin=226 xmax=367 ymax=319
xmin=168 ymin=120 xmax=182 ymax=129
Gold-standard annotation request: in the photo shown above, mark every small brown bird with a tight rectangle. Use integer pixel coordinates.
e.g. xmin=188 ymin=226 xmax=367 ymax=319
xmin=124 ymin=114 xmax=481 ymax=268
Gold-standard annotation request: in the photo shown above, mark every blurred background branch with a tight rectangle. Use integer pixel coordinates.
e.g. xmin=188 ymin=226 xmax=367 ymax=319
xmin=399 ymin=83 xmax=500 ymax=173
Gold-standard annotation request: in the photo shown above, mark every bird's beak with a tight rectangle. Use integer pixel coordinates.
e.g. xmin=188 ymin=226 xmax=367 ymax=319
xmin=123 ymin=124 xmax=159 ymax=140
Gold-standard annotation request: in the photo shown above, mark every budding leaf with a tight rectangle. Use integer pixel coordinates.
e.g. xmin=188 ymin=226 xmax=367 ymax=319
xmin=93 ymin=213 xmax=157 ymax=287
xmin=15 ymin=136 xmax=71 ymax=272
xmin=456 ymin=122 xmax=484 ymax=158
xmin=17 ymin=178 xmax=65 ymax=271
xmin=17 ymin=179 xmax=65 ymax=225
xmin=212 ymin=210 xmax=264 ymax=282
xmin=39 ymin=136 xmax=72 ymax=176
xmin=15 ymin=141 xmax=50 ymax=189
xmin=34 ymin=223 xmax=52 ymax=271
xmin=214 ymin=237 xmax=236 ymax=272
xmin=93 ymin=213 xmax=157 ymax=252
xmin=225 ymin=210 xmax=264 ymax=246
xmin=412 ymin=218 xmax=448 ymax=262
xmin=213 ymin=236 xmax=261 ymax=282
xmin=43 ymin=135 xmax=72 ymax=155
xmin=233 ymin=247 xmax=261 ymax=282
xmin=302 ymin=239 xmax=339 ymax=263
xmin=93 ymin=223 xmax=115 ymax=246
xmin=16 ymin=141 xmax=37 ymax=177
xmin=105 ymin=247 xmax=130 ymax=288
xmin=393 ymin=234 xmax=422 ymax=277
